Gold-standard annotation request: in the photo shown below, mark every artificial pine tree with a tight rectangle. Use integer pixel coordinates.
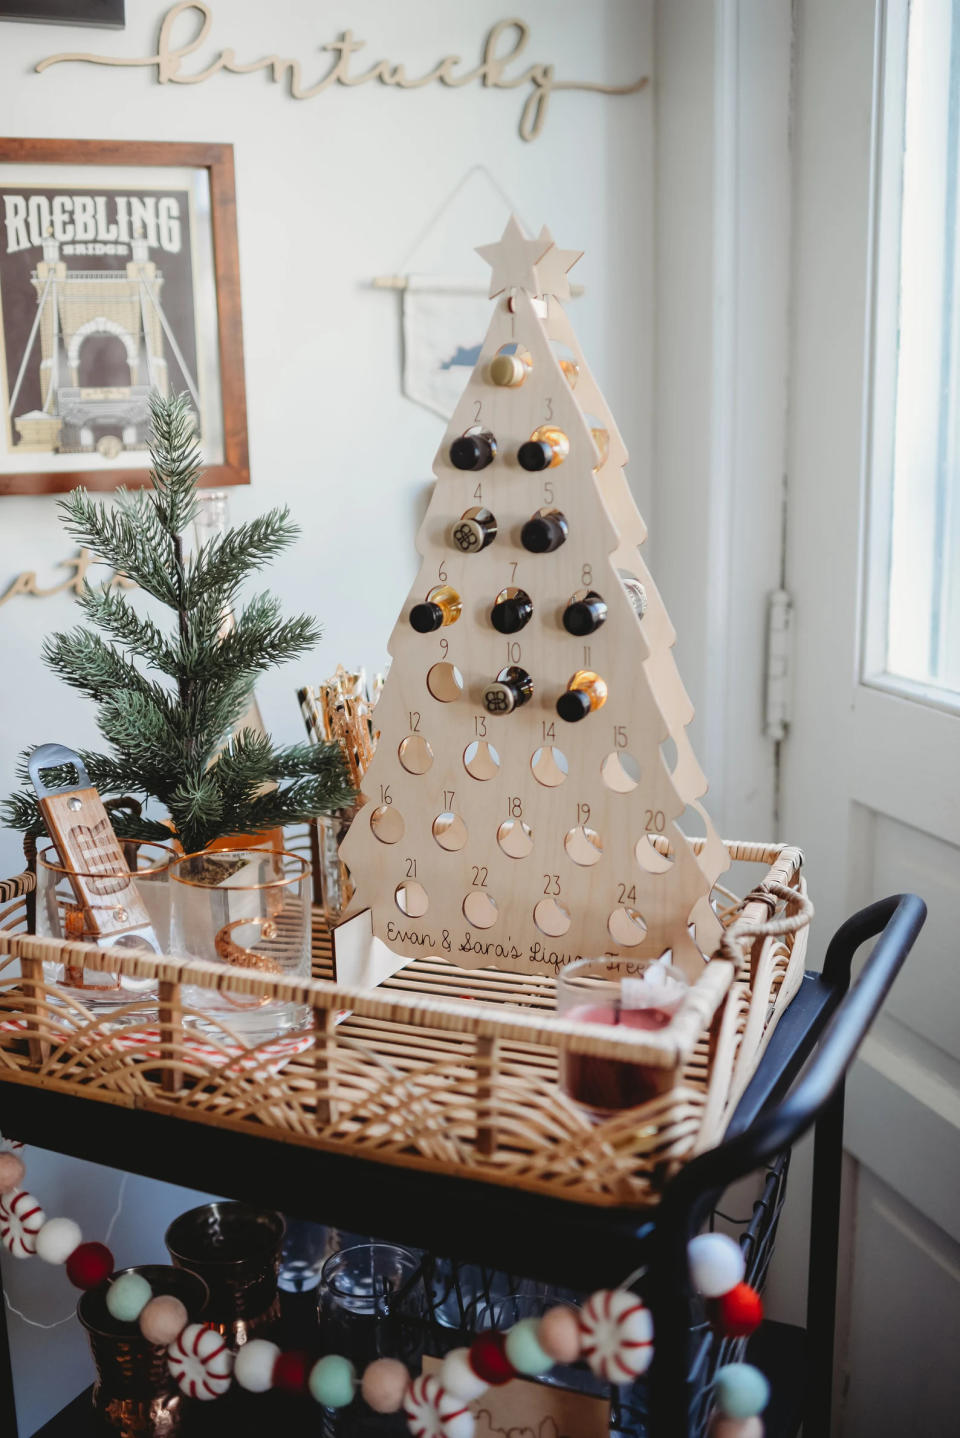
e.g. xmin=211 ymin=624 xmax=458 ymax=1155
xmin=3 ymin=392 xmax=353 ymax=853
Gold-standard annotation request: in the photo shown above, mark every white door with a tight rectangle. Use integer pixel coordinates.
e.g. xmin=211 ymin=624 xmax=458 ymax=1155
xmin=781 ymin=0 xmax=960 ymax=1432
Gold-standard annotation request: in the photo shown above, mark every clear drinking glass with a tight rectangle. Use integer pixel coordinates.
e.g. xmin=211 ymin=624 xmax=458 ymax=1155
xmin=318 ymin=1243 xmax=425 ymax=1368
xmin=556 ymin=957 xmax=689 ymax=1116
xmin=278 ymin=1219 xmax=347 ymax=1294
xmin=36 ymin=839 xmax=177 ymax=1007
xmin=169 ymin=848 xmax=311 ymax=1044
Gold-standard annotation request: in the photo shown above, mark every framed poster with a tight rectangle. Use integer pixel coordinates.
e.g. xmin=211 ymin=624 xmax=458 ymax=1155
xmin=0 ymin=2 xmax=124 ymax=25
xmin=0 ymin=137 xmax=248 ymax=494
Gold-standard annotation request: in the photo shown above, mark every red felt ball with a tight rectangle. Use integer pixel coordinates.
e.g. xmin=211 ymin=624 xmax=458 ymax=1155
xmin=468 ymin=1331 xmax=515 ymax=1386
xmin=709 ymin=1283 xmax=763 ymax=1338
xmin=272 ymin=1349 xmax=309 ymax=1394
xmin=65 ymin=1241 xmax=114 ymax=1290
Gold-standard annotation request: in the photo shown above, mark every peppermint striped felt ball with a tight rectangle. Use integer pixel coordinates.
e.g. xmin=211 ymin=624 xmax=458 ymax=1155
xmin=0 ymin=1190 xmax=46 ymax=1258
xmin=579 ymin=1289 xmax=654 ymax=1381
xmin=167 ymin=1324 xmax=235 ymax=1400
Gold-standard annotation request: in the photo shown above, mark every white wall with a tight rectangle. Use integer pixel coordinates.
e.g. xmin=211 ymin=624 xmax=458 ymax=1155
xmin=0 ymin=3 xmax=652 ymax=1429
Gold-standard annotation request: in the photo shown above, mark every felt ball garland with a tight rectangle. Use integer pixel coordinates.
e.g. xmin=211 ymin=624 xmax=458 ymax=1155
xmin=0 ymin=1139 xmax=770 ymax=1435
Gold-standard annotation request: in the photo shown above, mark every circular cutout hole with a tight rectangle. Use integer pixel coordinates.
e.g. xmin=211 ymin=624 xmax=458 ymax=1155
xmin=426 ymin=662 xmax=464 ymax=703
xmin=530 ymin=746 xmax=569 ymax=788
xmin=432 ymin=812 xmax=468 ymax=851
xmin=635 ymin=833 xmax=674 ymax=873
xmin=564 ymin=825 xmax=603 ymax=866
xmin=395 ymin=881 xmax=429 ymax=918
xmin=497 ymin=818 xmax=534 ymax=858
xmin=463 ymin=740 xmax=501 ymax=780
xmin=534 ymin=898 xmax=572 ymax=937
xmin=463 ymin=890 xmax=498 ymax=929
xmin=601 ymin=750 xmax=641 ymax=793
xmin=607 ymin=906 xmax=648 ymax=946
xmin=399 ymin=735 xmax=434 ymax=774
xmin=370 ymin=805 xmax=404 ymax=844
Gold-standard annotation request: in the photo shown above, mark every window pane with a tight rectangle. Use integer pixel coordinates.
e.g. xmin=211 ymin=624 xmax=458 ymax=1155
xmin=881 ymin=0 xmax=960 ymax=700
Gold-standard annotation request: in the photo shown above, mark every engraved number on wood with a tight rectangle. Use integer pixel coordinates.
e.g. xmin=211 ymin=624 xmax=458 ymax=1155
xmin=583 ymin=645 xmax=591 ymax=667
xmin=509 ymin=560 xmax=519 ymax=584
xmin=577 ymin=801 xmax=591 ymax=825
xmin=613 ymin=724 xmax=628 ymax=748
xmin=440 ymin=637 xmax=449 ymax=658
xmin=543 ymin=873 xmax=561 ymax=896
xmin=541 ymin=720 xmax=556 ymax=742
xmin=474 ymin=714 xmax=488 ymax=737
xmin=379 ymin=785 xmax=392 ymax=806
xmin=645 ymin=809 xmax=666 ymax=833
xmin=438 ymin=560 xmax=448 ymax=582
xmin=582 ymin=563 xmax=593 ymax=586
xmin=473 ymin=482 xmax=483 ymax=502
xmin=506 ymin=640 xmax=521 ymax=664
xmin=507 ymin=795 xmax=523 ymax=818
xmin=473 ymin=400 xmax=482 ymax=423
xmin=544 ymin=478 xmax=555 ymax=504
xmin=443 ymin=790 xmax=455 ymax=809
xmin=408 ymin=711 xmax=421 ymax=732
xmin=544 ymin=396 xmax=554 ymax=421
xmin=617 ymin=882 xmax=637 ymax=905
xmin=471 ymin=865 xmax=489 ymax=887
xmin=406 ymin=857 xmax=417 ymax=878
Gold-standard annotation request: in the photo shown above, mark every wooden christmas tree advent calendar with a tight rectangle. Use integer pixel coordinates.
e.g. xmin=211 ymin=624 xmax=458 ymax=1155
xmin=336 ymin=217 xmax=730 ymax=988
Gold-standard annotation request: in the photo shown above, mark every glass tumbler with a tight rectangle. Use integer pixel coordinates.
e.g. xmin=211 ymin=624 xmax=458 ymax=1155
xmin=557 ymin=957 xmax=689 ymax=1116
xmin=169 ymin=848 xmax=311 ymax=1043
xmin=165 ymin=1201 xmax=285 ymax=1347
xmin=318 ymin=1243 xmax=425 ymax=1369
xmin=36 ymin=839 xmax=177 ymax=1008
xmin=78 ymin=1263 xmax=208 ymax=1437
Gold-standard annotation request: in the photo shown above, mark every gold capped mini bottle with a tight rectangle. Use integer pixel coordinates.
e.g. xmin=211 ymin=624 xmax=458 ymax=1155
xmin=488 ymin=349 xmax=531 ymax=387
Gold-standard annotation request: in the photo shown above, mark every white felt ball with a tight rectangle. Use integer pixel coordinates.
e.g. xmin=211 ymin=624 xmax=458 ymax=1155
xmin=440 ymin=1347 xmax=489 ymax=1402
xmin=234 ymin=1338 xmax=281 ymax=1393
xmin=35 ymin=1217 xmax=82 ymax=1266
xmin=688 ymin=1234 xmax=745 ymax=1298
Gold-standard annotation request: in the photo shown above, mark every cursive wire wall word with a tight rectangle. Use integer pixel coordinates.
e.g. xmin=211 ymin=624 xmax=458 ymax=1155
xmin=35 ymin=2 xmax=648 ymax=142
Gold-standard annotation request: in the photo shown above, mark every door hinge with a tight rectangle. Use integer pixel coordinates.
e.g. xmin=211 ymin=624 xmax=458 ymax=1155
xmin=764 ymin=588 xmax=793 ymax=741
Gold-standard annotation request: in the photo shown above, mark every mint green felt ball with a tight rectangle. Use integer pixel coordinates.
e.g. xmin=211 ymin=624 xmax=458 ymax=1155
xmin=504 ymin=1317 xmax=554 ymax=1376
xmin=714 ymin=1363 xmax=770 ymax=1419
xmin=309 ymin=1354 xmax=357 ymax=1409
xmin=106 ymin=1272 xmax=153 ymax=1324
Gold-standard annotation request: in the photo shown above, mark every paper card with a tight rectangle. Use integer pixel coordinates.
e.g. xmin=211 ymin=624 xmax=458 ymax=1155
xmin=423 ymin=1356 xmax=610 ymax=1438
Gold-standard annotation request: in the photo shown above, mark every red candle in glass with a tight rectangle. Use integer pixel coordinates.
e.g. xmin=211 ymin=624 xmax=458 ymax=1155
xmin=558 ymin=960 xmax=688 ymax=1115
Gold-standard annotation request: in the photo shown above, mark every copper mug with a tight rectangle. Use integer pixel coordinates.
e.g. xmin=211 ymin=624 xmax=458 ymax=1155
xmin=78 ymin=1264 xmax=208 ymax=1438
xmin=165 ymin=1202 xmax=285 ymax=1347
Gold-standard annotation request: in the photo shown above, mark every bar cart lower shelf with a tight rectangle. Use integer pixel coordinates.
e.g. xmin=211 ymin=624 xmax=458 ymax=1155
xmin=0 ymin=894 xmax=926 ymax=1438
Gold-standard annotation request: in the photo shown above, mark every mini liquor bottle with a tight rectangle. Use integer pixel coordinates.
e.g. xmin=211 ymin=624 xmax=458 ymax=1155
xmin=559 ymin=357 xmax=580 ymax=387
xmin=490 ymin=590 xmax=533 ymax=634
xmin=450 ymin=429 xmax=497 ymax=471
xmin=482 ymin=666 xmax=534 ymax=714
xmin=409 ymin=585 xmax=462 ymax=633
xmin=556 ymin=670 xmax=608 ymax=722
xmin=562 ymin=592 xmax=607 ymax=635
xmin=518 ymin=425 xmax=570 ymax=471
xmin=488 ymin=348 xmax=531 ymax=387
xmin=450 ymin=510 xmax=497 ymax=553
xmin=621 ymin=574 xmax=648 ymax=619
xmin=521 ymin=509 xmax=569 ymax=553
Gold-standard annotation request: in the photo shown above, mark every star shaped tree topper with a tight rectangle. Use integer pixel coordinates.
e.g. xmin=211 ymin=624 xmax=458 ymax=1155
xmin=533 ymin=225 xmax=583 ymax=300
xmin=476 ymin=215 xmax=552 ymax=298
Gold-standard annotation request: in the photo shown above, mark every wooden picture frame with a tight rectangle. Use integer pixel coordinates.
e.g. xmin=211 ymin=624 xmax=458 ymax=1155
xmin=0 ymin=1 xmax=124 ymax=25
xmin=0 ymin=137 xmax=248 ymax=494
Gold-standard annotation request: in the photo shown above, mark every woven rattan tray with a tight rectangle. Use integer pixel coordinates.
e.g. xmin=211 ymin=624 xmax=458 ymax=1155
xmin=0 ymin=840 xmax=809 ymax=1208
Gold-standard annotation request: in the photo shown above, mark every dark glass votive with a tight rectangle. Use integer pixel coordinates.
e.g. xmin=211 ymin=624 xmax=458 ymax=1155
xmin=78 ymin=1264 xmax=208 ymax=1437
xmin=165 ymin=1201 xmax=285 ymax=1347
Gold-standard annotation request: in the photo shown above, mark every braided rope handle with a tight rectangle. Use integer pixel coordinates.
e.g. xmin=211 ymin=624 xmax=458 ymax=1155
xmin=717 ymin=879 xmax=814 ymax=965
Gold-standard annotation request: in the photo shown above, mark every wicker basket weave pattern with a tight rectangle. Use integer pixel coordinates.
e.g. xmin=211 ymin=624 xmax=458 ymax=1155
xmin=0 ymin=842 xmax=808 ymax=1208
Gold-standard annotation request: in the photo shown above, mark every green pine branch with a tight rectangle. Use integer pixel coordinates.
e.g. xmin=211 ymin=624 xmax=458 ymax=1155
xmin=3 ymin=392 xmax=353 ymax=852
